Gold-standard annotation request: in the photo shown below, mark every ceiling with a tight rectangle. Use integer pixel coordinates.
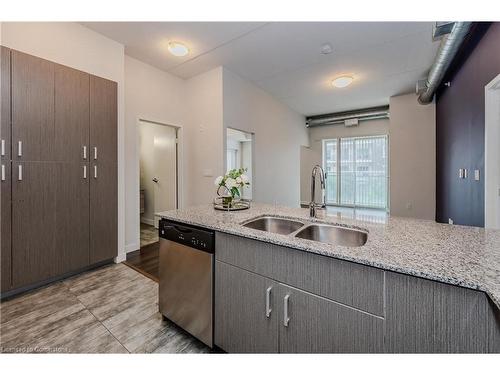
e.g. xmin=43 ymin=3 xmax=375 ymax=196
xmin=82 ymin=22 xmax=440 ymax=116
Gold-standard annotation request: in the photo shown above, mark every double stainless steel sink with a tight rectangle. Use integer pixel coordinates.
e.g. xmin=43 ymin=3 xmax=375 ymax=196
xmin=242 ymin=216 xmax=368 ymax=247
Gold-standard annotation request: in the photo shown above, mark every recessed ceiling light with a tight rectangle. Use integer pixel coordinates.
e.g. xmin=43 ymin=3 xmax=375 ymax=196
xmin=167 ymin=41 xmax=189 ymax=57
xmin=332 ymin=75 xmax=354 ymax=88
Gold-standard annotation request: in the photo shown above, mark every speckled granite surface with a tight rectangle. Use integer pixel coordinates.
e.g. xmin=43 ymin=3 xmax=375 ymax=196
xmin=157 ymin=203 xmax=500 ymax=310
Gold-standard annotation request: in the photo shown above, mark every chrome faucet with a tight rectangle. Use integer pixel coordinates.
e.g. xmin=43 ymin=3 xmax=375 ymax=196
xmin=309 ymin=165 xmax=326 ymax=218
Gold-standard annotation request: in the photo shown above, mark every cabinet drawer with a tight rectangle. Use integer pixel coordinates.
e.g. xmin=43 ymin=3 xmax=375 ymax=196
xmin=216 ymin=232 xmax=384 ymax=316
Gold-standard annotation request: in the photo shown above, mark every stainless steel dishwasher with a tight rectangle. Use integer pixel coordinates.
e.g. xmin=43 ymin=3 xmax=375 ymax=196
xmin=159 ymin=219 xmax=215 ymax=348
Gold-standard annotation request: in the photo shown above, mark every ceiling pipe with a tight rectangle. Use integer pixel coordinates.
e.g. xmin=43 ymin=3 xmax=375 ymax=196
xmin=306 ymin=105 xmax=389 ymax=127
xmin=417 ymin=22 xmax=473 ymax=104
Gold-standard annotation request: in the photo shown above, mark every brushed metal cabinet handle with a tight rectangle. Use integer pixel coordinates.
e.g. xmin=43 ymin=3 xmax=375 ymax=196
xmin=1 ymin=164 xmax=5 ymax=181
xmin=93 ymin=147 xmax=97 ymax=160
xmin=18 ymin=141 xmax=22 ymax=157
xmin=283 ymin=294 xmax=290 ymax=327
xmin=93 ymin=165 xmax=97 ymax=179
xmin=1 ymin=139 xmax=5 ymax=156
xmin=83 ymin=146 xmax=87 ymax=160
xmin=18 ymin=164 xmax=23 ymax=181
xmin=265 ymin=286 xmax=272 ymax=318
xmin=83 ymin=165 xmax=87 ymax=179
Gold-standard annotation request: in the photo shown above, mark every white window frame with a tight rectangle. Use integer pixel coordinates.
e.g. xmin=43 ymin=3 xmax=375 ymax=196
xmin=322 ymin=135 xmax=389 ymax=210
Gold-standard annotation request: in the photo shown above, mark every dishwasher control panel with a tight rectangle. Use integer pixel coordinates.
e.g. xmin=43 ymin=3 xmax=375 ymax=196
xmin=159 ymin=219 xmax=215 ymax=253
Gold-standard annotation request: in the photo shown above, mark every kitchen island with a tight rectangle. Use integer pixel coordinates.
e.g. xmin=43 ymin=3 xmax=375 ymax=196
xmin=157 ymin=203 xmax=500 ymax=353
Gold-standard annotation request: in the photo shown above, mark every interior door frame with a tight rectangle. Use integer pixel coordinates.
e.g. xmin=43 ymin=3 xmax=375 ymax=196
xmin=485 ymin=74 xmax=500 ymax=229
xmin=224 ymin=126 xmax=255 ymax=200
xmin=135 ymin=116 xmax=182 ymax=224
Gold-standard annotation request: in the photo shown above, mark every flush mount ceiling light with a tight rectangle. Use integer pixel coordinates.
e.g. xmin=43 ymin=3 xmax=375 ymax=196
xmin=321 ymin=43 xmax=333 ymax=55
xmin=167 ymin=41 xmax=189 ymax=57
xmin=332 ymin=75 xmax=354 ymax=88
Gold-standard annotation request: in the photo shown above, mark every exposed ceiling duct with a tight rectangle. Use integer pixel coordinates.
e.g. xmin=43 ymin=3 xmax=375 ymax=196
xmin=306 ymin=105 xmax=390 ymax=128
xmin=417 ymin=22 xmax=473 ymax=105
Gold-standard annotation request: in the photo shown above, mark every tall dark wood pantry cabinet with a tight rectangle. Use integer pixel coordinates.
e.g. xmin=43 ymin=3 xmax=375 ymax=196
xmin=0 ymin=47 xmax=118 ymax=296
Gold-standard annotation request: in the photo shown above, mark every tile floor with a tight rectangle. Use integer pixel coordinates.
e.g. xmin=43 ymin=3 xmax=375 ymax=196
xmin=0 ymin=264 xmax=210 ymax=354
xmin=140 ymin=223 xmax=159 ymax=247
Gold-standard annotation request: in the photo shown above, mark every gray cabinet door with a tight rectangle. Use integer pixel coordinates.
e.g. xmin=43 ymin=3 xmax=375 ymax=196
xmin=385 ymin=271 xmax=492 ymax=353
xmin=12 ymin=162 xmax=58 ymax=288
xmin=215 ymin=261 xmax=279 ymax=353
xmin=1 ymin=162 xmax=11 ymax=292
xmin=54 ymin=64 xmax=89 ymax=162
xmin=54 ymin=162 xmax=90 ymax=274
xmin=89 ymin=75 xmax=117 ymax=264
xmin=277 ymin=284 xmax=384 ymax=353
xmin=11 ymin=51 xmax=54 ymax=162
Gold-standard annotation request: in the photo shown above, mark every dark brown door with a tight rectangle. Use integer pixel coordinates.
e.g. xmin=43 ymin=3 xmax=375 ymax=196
xmin=1 ymin=46 xmax=11 ymax=160
xmin=1 ymin=162 xmax=12 ymax=292
xmin=55 ymin=161 xmax=90 ymax=274
xmin=12 ymin=162 xmax=57 ymax=288
xmin=11 ymin=50 xmax=54 ymax=162
xmin=54 ymin=64 xmax=89 ymax=162
xmin=1 ymin=46 xmax=11 ymax=292
xmin=89 ymin=75 xmax=117 ymax=264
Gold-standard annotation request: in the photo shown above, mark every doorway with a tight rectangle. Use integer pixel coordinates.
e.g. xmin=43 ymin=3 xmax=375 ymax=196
xmin=485 ymin=74 xmax=500 ymax=229
xmin=226 ymin=128 xmax=254 ymax=200
xmin=125 ymin=119 xmax=178 ymax=282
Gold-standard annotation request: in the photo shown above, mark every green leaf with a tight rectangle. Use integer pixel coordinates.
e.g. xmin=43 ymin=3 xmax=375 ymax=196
xmin=231 ymin=187 xmax=240 ymax=197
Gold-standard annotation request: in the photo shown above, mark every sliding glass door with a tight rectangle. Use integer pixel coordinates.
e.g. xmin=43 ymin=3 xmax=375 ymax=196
xmin=324 ymin=139 xmax=338 ymax=204
xmin=323 ymin=135 xmax=388 ymax=209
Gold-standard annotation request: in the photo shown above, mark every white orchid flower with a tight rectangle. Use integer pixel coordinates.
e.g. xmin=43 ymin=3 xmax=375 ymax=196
xmin=225 ymin=177 xmax=237 ymax=189
xmin=241 ymin=174 xmax=249 ymax=184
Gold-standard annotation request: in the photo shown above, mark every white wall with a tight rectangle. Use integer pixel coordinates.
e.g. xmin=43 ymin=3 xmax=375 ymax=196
xmin=1 ymin=22 xmax=127 ymax=261
xmin=223 ymin=67 xmax=308 ymax=207
xmin=184 ymin=67 xmax=224 ymax=206
xmin=124 ymin=55 xmax=185 ymax=252
xmin=389 ymin=93 xmax=436 ymax=220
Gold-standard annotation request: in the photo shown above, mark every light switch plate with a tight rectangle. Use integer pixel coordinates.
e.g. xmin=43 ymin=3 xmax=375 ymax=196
xmin=474 ymin=169 xmax=480 ymax=181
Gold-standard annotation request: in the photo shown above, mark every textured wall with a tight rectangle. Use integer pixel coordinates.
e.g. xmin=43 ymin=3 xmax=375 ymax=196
xmin=436 ymin=23 xmax=500 ymax=227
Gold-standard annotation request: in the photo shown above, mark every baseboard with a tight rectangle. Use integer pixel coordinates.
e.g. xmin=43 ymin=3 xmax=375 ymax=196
xmin=1 ymin=259 xmax=113 ymax=301
xmin=114 ymin=252 xmax=127 ymax=263
xmin=140 ymin=217 xmax=155 ymax=226
xmin=125 ymin=242 xmax=140 ymax=254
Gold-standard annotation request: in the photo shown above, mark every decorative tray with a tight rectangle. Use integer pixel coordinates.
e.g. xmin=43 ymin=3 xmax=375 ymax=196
xmin=213 ymin=198 xmax=250 ymax=211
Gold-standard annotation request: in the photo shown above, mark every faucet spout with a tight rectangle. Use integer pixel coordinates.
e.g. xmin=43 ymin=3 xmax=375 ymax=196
xmin=309 ymin=165 xmax=326 ymax=218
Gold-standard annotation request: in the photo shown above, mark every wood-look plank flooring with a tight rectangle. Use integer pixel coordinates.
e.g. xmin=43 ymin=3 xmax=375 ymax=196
xmin=0 ymin=264 xmax=210 ymax=353
xmin=124 ymin=242 xmax=159 ymax=282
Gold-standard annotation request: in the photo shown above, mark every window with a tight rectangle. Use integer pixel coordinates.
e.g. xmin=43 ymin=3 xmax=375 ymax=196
xmin=323 ymin=135 xmax=388 ymax=209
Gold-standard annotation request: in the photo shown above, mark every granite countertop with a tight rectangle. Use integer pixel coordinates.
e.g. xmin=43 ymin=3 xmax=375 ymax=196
xmin=156 ymin=203 xmax=500 ymax=310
